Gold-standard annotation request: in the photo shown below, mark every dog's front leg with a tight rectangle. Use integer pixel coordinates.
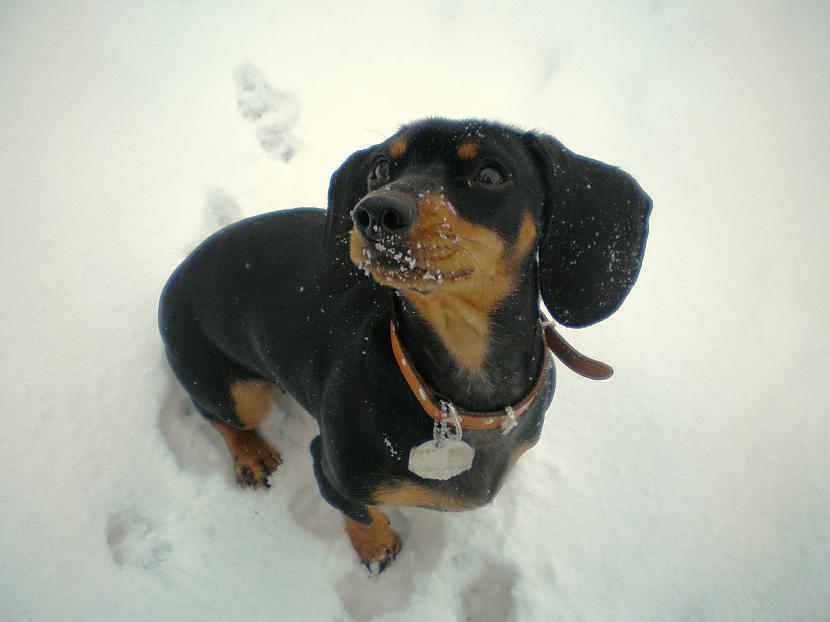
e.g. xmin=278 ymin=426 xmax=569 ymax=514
xmin=344 ymin=506 xmax=401 ymax=573
xmin=310 ymin=436 xmax=400 ymax=572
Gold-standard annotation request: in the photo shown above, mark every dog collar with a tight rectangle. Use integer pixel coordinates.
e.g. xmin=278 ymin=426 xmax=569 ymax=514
xmin=389 ymin=320 xmax=551 ymax=432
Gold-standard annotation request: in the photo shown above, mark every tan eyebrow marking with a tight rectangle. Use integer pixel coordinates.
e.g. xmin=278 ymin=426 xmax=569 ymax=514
xmin=457 ymin=140 xmax=480 ymax=160
xmin=389 ymin=137 xmax=407 ymax=159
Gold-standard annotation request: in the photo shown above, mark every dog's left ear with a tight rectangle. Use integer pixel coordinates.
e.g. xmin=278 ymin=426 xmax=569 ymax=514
xmin=526 ymin=133 xmax=652 ymax=328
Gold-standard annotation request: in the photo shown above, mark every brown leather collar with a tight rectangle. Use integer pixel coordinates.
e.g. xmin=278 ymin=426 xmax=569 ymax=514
xmin=389 ymin=320 xmax=551 ymax=431
xmin=389 ymin=317 xmax=613 ymax=432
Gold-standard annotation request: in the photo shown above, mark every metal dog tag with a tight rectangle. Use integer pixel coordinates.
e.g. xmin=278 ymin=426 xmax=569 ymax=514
xmin=408 ymin=438 xmax=475 ymax=480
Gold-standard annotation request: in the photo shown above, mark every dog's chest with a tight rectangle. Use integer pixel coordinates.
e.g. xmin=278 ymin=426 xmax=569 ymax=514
xmin=318 ymin=325 xmax=555 ymax=513
xmin=359 ymin=398 xmax=548 ymax=511
xmin=370 ymin=431 xmax=540 ymax=511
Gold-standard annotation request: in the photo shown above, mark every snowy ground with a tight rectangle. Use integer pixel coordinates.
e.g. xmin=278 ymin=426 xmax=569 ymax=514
xmin=2 ymin=1 xmax=829 ymax=620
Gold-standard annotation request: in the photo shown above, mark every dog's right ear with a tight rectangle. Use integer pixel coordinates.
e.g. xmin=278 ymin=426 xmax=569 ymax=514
xmin=526 ymin=133 xmax=652 ymax=328
xmin=323 ymin=146 xmax=375 ymax=281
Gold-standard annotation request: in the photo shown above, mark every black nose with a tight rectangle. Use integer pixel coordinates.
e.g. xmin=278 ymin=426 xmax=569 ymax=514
xmin=351 ymin=194 xmax=417 ymax=242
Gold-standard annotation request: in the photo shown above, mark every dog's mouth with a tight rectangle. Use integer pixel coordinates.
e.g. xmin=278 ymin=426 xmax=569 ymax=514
xmin=348 ymin=190 xmax=494 ymax=293
xmin=350 ymin=236 xmax=474 ymax=292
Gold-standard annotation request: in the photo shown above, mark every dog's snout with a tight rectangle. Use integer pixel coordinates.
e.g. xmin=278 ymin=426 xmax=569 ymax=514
xmin=351 ymin=194 xmax=417 ymax=242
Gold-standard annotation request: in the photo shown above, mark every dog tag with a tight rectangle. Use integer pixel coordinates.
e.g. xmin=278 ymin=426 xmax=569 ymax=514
xmin=408 ymin=438 xmax=475 ymax=480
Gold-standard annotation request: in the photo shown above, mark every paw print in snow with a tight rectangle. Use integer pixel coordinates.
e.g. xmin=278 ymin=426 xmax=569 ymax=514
xmin=234 ymin=63 xmax=301 ymax=161
xmin=107 ymin=510 xmax=172 ymax=569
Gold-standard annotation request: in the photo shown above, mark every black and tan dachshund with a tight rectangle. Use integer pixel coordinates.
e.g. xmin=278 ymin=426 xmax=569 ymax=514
xmin=159 ymin=118 xmax=651 ymax=571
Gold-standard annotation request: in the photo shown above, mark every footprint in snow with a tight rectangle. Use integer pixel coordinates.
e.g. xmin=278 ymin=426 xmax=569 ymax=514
xmin=203 ymin=187 xmax=241 ymax=233
xmin=461 ymin=559 xmax=519 ymax=622
xmin=234 ymin=63 xmax=301 ymax=161
xmin=336 ymin=508 xmax=448 ymax=620
xmin=107 ymin=510 xmax=172 ymax=569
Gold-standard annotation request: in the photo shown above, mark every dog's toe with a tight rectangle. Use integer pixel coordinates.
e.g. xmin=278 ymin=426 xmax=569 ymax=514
xmin=234 ymin=456 xmax=280 ymax=489
xmin=361 ymin=536 xmax=401 ymax=575
xmin=370 ymin=541 xmax=401 ymax=574
xmin=239 ymin=464 xmax=256 ymax=487
xmin=259 ymin=451 xmax=283 ymax=472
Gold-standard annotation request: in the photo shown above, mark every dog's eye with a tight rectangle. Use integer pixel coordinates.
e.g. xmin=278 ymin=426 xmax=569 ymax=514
xmin=369 ymin=159 xmax=392 ymax=188
xmin=475 ymin=166 xmax=506 ymax=186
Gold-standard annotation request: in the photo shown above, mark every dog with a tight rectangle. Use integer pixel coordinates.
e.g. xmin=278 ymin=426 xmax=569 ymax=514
xmin=158 ymin=118 xmax=652 ymax=571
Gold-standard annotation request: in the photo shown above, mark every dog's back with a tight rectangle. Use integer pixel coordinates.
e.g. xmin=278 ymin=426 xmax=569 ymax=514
xmin=160 ymin=208 xmax=337 ymax=417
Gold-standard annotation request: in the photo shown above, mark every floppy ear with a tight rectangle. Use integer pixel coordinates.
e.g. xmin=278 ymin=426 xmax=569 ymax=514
xmin=526 ymin=133 xmax=652 ymax=328
xmin=323 ymin=145 xmax=375 ymax=283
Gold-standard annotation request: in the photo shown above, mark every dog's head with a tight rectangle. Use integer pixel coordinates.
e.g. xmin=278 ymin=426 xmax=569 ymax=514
xmin=326 ymin=119 xmax=651 ymax=328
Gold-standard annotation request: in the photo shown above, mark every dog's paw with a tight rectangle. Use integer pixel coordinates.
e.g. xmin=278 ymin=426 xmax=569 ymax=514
xmin=213 ymin=422 xmax=283 ymax=490
xmin=231 ymin=437 xmax=282 ymax=490
xmin=345 ymin=508 xmax=401 ymax=574
xmin=233 ymin=450 xmax=282 ymax=489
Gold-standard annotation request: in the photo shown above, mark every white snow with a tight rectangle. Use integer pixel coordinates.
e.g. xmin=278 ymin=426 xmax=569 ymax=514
xmin=1 ymin=1 xmax=829 ymax=621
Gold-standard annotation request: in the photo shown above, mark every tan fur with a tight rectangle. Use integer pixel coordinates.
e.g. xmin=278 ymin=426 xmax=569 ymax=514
xmin=457 ymin=140 xmax=480 ymax=160
xmin=344 ymin=506 xmax=400 ymax=567
xmin=406 ymin=290 xmax=493 ymax=369
xmin=229 ymin=379 xmax=277 ymax=429
xmin=513 ymin=213 xmax=538 ymax=259
xmin=373 ymin=481 xmax=478 ymax=511
xmin=389 ymin=137 xmax=407 ymax=159
xmin=404 ymin=207 xmax=537 ymax=370
xmin=404 ymin=193 xmax=507 ymax=368
xmin=349 ymin=192 xmax=538 ymax=370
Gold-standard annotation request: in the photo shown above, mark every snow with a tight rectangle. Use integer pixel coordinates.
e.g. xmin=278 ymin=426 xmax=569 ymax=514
xmin=1 ymin=1 xmax=829 ymax=620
